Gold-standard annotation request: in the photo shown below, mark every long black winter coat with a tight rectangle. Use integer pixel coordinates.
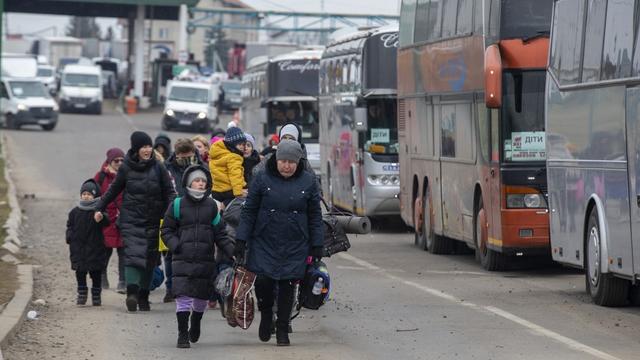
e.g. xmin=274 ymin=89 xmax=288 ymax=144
xmin=66 ymin=207 xmax=110 ymax=272
xmin=161 ymin=165 xmax=234 ymax=300
xmin=236 ymin=155 xmax=323 ymax=280
xmin=165 ymin=152 xmax=205 ymax=197
xmin=97 ymin=150 xmax=176 ymax=269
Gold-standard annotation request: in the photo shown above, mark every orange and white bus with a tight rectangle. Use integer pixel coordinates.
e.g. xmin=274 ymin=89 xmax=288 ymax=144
xmin=397 ymin=0 xmax=553 ymax=270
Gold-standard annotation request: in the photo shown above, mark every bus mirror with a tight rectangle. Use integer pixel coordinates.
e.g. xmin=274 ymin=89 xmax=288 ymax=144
xmin=484 ymin=44 xmax=502 ymax=108
xmin=354 ymin=107 xmax=368 ymax=132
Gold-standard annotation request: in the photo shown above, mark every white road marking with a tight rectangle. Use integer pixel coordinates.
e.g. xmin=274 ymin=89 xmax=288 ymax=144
xmin=336 ymin=252 xmax=621 ymax=360
xmin=117 ymin=108 xmax=138 ymax=130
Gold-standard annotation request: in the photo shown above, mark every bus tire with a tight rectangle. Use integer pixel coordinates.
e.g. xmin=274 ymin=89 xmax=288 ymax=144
xmin=585 ymin=208 xmax=629 ymax=306
xmin=423 ymin=191 xmax=450 ymax=254
xmin=475 ymin=198 xmax=506 ymax=271
xmin=413 ymin=196 xmax=426 ymax=250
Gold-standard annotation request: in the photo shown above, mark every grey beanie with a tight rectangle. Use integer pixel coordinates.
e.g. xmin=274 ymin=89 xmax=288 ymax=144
xmin=276 ymin=139 xmax=304 ymax=163
xmin=187 ymin=169 xmax=207 ymax=187
xmin=279 ymin=124 xmax=299 ymax=141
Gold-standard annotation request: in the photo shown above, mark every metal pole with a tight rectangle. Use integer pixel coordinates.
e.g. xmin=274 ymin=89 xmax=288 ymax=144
xmin=134 ymin=4 xmax=145 ymax=98
xmin=178 ymin=4 xmax=188 ymax=65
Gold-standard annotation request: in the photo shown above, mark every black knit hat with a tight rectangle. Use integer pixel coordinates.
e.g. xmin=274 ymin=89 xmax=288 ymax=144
xmin=80 ymin=179 xmax=101 ymax=197
xmin=130 ymin=131 xmax=153 ymax=153
xmin=224 ymin=126 xmax=246 ymax=146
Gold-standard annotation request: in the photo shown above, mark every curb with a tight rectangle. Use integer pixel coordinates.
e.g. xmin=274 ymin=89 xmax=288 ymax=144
xmin=1 ymin=134 xmax=23 ymax=253
xmin=0 ymin=265 xmax=34 ymax=354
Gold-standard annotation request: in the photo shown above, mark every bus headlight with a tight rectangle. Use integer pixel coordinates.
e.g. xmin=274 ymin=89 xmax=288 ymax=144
xmin=368 ymin=175 xmax=400 ymax=186
xmin=506 ymin=193 xmax=547 ymax=208
xmin=197 ymin=112 xmax=207 ymax=119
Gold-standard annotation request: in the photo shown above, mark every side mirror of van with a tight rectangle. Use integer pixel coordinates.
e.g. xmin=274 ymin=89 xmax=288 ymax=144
xmin=484 ymin=44 xmax=502 ymax=109
xmin=354 ymin=107 xmax=368 ymax=132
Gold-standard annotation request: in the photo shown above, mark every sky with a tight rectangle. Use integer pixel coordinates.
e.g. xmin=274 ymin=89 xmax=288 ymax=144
xmin=4 ymin=0 xmax=400 ymax=38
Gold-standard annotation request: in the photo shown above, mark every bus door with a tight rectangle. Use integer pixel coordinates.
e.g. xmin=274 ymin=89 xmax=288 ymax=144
xmin=625 ymin=87 xmax=640 ymax=275
xmin=489 ymin=108 xmax=502 ymax=247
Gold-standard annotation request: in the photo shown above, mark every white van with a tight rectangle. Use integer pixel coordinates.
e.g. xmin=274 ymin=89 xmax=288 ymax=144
xmin=0 ymin=78 xmax=59 ymax=131
xmin=36 ymin=64 xmax=57 ymax=95
xmin=59 ymin=64 xmax=103 ymax=114
xmin=162 ymin=80 xmax=219 ymax=132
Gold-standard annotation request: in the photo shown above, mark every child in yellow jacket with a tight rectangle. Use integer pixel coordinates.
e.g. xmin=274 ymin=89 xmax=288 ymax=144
xmin=209 ymin=126 xmax=247 ymax=205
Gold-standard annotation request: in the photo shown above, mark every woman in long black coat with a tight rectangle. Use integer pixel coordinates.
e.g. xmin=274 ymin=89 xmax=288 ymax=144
xmin=95 ymin=131 xmax=176 ymax=312
xmin=235 ymin=139 xmax=324 ymax=346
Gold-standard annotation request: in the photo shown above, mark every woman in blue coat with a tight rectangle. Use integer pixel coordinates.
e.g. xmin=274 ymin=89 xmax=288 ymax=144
xmin=235 ymin=139 xmax=324 ymax=346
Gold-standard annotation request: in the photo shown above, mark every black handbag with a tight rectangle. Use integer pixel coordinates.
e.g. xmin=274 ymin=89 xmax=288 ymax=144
xmin=321 ymin=198 xmax=351 ymax=257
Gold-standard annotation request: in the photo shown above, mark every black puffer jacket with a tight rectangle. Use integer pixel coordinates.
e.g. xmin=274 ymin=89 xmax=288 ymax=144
xmin=237 ymin=155 xmax=323 ymax=280
xmin=97 ymin=150 xmax=176 ymax=269
xmin=165 ymin=152 xmax=205 ymax=197
xmin=66 ymin=204 xmax=110 ymax=272
xmin=243 ymin=150 xmax=261 ymax=186
xmin=161 ymin=165 xmax=234 ymax=299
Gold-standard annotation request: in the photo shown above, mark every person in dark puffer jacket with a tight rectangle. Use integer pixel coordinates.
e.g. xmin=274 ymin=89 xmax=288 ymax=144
xmin=235 ymin=139 xmax=324 ymax=346
xmin=95 ymin=131 xmax=176 ymax=313
xmin=161 ymin=165 xmax=234 ymax=348
xmin=242 ymin=133 xmax=261 ymax=186
xmin=66 ymin=179 xmax=110 ymax=306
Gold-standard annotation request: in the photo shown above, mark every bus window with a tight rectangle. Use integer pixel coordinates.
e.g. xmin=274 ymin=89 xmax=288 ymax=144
xmin=600 ymin=0 xmax=634 ymax=80
xmin=414 ymin=0 xmax=431 ymax=43
xmin=428 ymin=0 xmax=444 ymax=41
xmin=441 ymin=0 xmax=458 ymax=38
xmin=441 ymin=104 xmax=456 ymax=157
xmin=490 ymin=109 xmax=499 ymax=162
xmin=455 ymin=103 xmax=473 ymax=160
xmin=268 ymin=101 xmax=319 ymax=143
xmin=456 ymin=0 xmax=473 ymax=35
xmin=550 ymin=0 xmax=585 ymax=84
xmin=502 ymin=71 xmax=546 ymax=162
xmin=500 ymin=0 xmax=553 ymax=40
xmin=477 ymin=103 xmax=489 ymax=163
xmin=581 ymin=0 xmax=606 ymax=83
xmin=400 ymin=0 xmax=418 ymax=47
xmin=364 ymin=99 xmax=398 ymax=154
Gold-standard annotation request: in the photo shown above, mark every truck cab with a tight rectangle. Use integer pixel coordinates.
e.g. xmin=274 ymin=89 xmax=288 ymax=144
xmin=59 ymin=64 xmax=103 ymax=114
xmin=0 ymin=78 xmax=59 ymax=131
xmin=162 ymin=80 xmax=219 ymax=132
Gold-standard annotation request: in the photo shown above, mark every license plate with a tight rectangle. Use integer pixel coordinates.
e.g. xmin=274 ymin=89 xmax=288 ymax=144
xmin=74 ymin=103 xmax=86 ymax=108
xmin=179 ymin=120 xmax=192 ymax=126
xmin=37 ymin=120 xmax=50 ymax=125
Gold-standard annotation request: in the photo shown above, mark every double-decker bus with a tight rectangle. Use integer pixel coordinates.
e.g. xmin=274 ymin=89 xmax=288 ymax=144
xmin=240 ymin=49 xmax=322 ymax=172
xmin=546 ymin=0 xmax=640 ymax=306
xmin=397 ymin=0 xmax=553 ymax=270
xmin=319 ymin=26 xmax=400 ymax=217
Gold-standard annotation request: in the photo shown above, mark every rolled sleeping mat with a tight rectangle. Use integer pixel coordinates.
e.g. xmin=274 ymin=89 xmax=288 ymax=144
xmin=334 ymin=215 xmax=371 ymax=234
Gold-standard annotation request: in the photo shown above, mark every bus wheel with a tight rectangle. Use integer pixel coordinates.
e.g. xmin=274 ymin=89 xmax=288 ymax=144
xmin=423 ymin=191 xmax=451 ymax=254
xmin=413 ymin=196 xmax=425 ymax=250
xmin=585 ymin=208 xmax=629 ymax=306
xmin=475 ymin=199 xmax=506 ymax=271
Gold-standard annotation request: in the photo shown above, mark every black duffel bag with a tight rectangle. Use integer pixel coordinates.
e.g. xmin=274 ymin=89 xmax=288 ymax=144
xmin=322 ymin=213 xmax=351 ymax=257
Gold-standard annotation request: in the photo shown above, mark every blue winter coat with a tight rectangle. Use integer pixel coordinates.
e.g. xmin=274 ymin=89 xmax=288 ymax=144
xmin=236 ymin=155 xmax=323 ymax=280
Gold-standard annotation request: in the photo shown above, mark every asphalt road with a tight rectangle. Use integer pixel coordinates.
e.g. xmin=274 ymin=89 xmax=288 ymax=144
xmin=3 ymin=104 xmax=640 ymax=360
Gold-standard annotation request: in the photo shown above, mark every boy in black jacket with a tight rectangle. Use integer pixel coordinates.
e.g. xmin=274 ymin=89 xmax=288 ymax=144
xmin=161 ymin=165 xmax=234 ymax=348
xmin=66 ymin=179 xmax=110 ymax=306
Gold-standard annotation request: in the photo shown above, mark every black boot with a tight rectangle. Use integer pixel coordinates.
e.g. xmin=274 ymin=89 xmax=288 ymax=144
xmin=91 ymin=287 xmax=102 ymax=306
xmin=163 ymin=289 xmax=173 ymax=303
xmin=259 ymin=311 xmax=273 ymax=342
xmin=77 ymin=286 xmax=88 ymax=305
xmin=138 ymin=289 xmax=150 ymax=311
xmin=176 ymin=312 xmax=191 ymax=348
xmin=276 ymin=323 xmax=290 ymax=346
xmin=125 ymin=284 xmax=139 ymax=312
xmin=189 ymin=311 xmax=204 ymax=343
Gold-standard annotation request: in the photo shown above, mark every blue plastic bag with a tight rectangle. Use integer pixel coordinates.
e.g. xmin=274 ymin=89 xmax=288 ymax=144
xmin=149 ymin=266 xmax=165 ymax=291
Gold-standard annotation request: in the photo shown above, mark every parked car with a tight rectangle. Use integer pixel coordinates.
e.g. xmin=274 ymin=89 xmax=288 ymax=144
xmin=0 ymin=78 xmax=59 ymax=131
xmin=58 ymin=64 xmax=103 ymax=114
xmin=162 ymin=80 xmax=219 ymax=132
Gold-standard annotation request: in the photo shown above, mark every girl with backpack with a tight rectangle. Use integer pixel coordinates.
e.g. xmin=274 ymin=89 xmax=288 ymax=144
xmin=161 ymin=165 xmax=235 ymax=348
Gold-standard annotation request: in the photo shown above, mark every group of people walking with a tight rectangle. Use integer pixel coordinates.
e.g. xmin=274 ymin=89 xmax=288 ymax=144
xmin=65 ymin=122 xmax=324 ymax=348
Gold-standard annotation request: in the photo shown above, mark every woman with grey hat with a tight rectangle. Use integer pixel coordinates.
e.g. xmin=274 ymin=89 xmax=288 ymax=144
xmin=95 ymin=131 xmax=176 ymax=312
xmin=235 ymin=139 xmax=324 ymax=346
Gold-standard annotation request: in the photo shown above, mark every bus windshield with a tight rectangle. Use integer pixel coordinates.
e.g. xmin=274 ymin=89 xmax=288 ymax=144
xmin=168 ymin=86 xmax=209 ymax=103
xmin=365 ymin=98 xmax=398 ymax=154
xmin=268 ymin=101 xmax=319 ymax=143
xmin=502 ymin=71 xmax=546 ymax=162
xmin=501 ymin=0 xmax=553 ymax=40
